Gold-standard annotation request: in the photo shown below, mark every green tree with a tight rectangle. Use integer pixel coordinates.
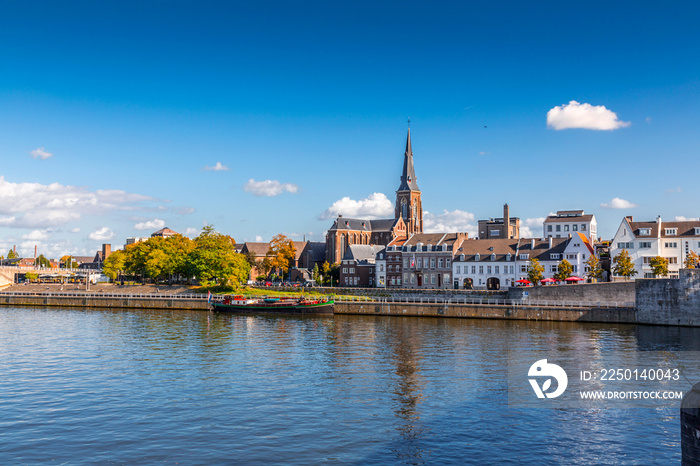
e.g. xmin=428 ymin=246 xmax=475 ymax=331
xmin=649 ymin=256 xmax=669 ymax=278
xmin=7 ymin=249 xmax=17 ymax=259
xmin=585 ymin=255 xmax=603 ymax=281
xmin=255 ymin=256 xmax=272 ymax=278
xmin=35 ymin=254 xmax=51 ymax=268
xmin=312 ymin=263 xmax=321 ymax=284
xmin=684 ymin=251 xmax=700 ymax=269
xmin=321 ymin=261 xmax=331 ymax=285
xmin=527 ymin=258 xmax=544 ymax=286
xmin=612 ymin=249 xmax=638 ymax=280
xmin=267 ymin=234 xmax=297 ymax=277
xmin=102 ymin=249 xmax=126 ymax=281
xmin=328 ymin=263 xmax=340 ymax=286
xmin=25 ymin=272 xmax=38 ymax=282
xmin=59 ymin=255 xmax=77 ymax=268
xmin=554 ymin=259 xmax=573 ymax=281
xmin=187 ymin=225 xmax=250 ymax=287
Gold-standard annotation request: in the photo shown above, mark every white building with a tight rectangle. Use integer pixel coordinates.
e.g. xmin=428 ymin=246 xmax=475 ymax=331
xmin=609 ymin=216 xmax=700 ymax=280
xmin=543 ymin=210 xmax=597 ymax=243
xmin=452 ymin=234 xmax=595 ymax=290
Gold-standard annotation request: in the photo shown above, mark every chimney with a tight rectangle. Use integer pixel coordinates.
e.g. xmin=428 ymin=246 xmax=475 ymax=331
xmin=34 ymin=245 xmax=37 ymax=259
xmin=531 ymin=238 xmax=535 ymax=249
xmin=548 ymin=237 xmax=552 ymax=248
xmin=657 ymin=215 xmax=662 ymax=238
xmin=102 ymin=244 xmax=112 ymax=261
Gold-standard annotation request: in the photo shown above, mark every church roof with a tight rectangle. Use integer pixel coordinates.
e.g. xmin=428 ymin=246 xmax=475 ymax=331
xmin=328 ymin=217 xmax=399 ymax=232
xmin=397 ymin=128 xmax=420 ymax=192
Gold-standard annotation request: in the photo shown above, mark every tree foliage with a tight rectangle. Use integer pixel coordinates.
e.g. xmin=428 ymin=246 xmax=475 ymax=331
xmin=7 ymin=249 xmax=17 ymax=259
xmin=35 ymin=254 xmax=51 ymax=268
xmin=585 ymin=255 xmax=603 ymax=281
xmin=187 ymin=226 xmax=249 ymax=287
xmin=266 ymin=234 xmax=296 ymax=276
xmin=685 ymin=251 xmax=700 ymax=269
xmin=102 ymin=249 xmax=126 ymax=280
xmin=527 ymin=258 xmax=544 ymax=285
xmin=649 ymin=256 xmax=669 ymax=278
xmin=613 ymin=249 xmax=638 ymax=280
xmin=554 ymin=259 xmax=573 ymax=281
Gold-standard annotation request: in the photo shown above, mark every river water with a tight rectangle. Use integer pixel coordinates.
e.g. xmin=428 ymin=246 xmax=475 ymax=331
xmin=1 ymin=306 xmax=698 ymax=464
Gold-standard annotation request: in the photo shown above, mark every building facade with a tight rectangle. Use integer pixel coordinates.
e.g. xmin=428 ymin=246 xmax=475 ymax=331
xmin=543 ymin=210 xmax=597 ymax=243
xmin=394 ymin=233 xmax=468 ymax=289
xmin=477 ymin=204 xmax=520 ymax=239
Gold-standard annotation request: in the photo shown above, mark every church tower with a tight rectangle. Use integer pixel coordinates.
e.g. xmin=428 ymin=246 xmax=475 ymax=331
xmin=395 ymin=126 xmax=423 ymax=235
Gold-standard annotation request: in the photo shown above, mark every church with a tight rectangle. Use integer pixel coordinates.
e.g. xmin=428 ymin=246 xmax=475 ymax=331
xmin=325 ymin=127 xmax=423 ymax=264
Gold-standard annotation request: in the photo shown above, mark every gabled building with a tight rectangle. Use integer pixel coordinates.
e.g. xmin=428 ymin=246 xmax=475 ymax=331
xmin=610 ymin=216 xmax=700 ymax=280
xmin=339 ymin=244 xmax=384 ymax=287
xmin=453 ymin=238 xmax=519 ymax=290
xmin=385 ymin=237 xmax=408 ymax=288
xmin=151 ymin=227 xmax=179 ymax=238
xmin=394 ymin=232 xmax=468 ymax=289
xmin=514 ymin=234 xmax=594 ymax=283
xmin=543 ymin=210 xmax=597 ymax=243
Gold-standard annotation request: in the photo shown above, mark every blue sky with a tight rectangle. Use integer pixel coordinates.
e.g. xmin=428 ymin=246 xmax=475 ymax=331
xmin=1 ymin=1 xmax=699 ymax=257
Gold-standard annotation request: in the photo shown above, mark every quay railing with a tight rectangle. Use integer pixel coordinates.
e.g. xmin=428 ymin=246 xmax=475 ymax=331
xmin=338 ymin=295 xmax=634 ymax=309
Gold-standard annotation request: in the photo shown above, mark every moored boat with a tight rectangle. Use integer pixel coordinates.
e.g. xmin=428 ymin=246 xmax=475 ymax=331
xmin=209 ymin=294 xmax=334 ymax=315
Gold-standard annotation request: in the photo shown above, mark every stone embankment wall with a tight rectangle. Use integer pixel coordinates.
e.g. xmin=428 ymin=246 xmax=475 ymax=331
xmin=0 ymin=294 xmax=208 ymax=310
xmin=636 ymin=269 xmax=700 ymax=326
xmin=335 ymin=301 xmax=635 ymax=324
xmin=507 ymin=281 xmax=635 ymax=305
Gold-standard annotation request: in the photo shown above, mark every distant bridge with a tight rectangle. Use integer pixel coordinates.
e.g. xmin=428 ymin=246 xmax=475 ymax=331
xmin=0 ymin=266 xmax=101 ymax=288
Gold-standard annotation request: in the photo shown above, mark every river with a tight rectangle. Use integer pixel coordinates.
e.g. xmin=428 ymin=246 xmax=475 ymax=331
xmin=1 ymin=306 xmax=697 ymax=464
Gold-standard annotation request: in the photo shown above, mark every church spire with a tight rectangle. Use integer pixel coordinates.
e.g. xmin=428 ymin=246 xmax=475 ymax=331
xmin=398 ymin=126 xmax=419 ymax=192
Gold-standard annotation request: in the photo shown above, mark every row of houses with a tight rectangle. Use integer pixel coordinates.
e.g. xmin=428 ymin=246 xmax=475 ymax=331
xmin=340 ymin=231 xmax=595 ymax=290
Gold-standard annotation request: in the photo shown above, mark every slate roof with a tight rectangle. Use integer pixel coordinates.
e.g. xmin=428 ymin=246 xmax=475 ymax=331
xmin=544 ymin=214 xmax=595 ymax=223
xmin=240 ymin=242 xmax=270 ymax=257
xmin=516 ymin=237 xmax=570 ymax=262
xmin=454 ymin=238 xmax=519 ymax=262
xmin=151 ymin=227 xmax=178 ymax=237
xmin=628 ymin=219 xmax=700 ymax=238
xmin=328 ymin=217 xmax=398 ymax=232
xmin=341 ymin=244 xmax=384 ymax=263
xmin=301 ymin=242 xmax=326 ymax=262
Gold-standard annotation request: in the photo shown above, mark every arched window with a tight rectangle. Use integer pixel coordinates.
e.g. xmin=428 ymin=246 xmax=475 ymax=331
xmin=401 ymin=199 xmax=408 ymax=219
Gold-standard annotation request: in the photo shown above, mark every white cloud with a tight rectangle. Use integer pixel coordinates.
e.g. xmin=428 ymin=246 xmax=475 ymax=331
xmin=520 ymin=217 xmax=546 ymax=238
xmin=134 ymin=219 xmax=166 ymax=231
xmin=423 ymin=209 xmax=476 ymax=235
xmin=667 ymin=186 xmax=682 ymax=193
xmin=30 ymin=147 xmax=53 ymax=159
xmin=0 ymin=176 xmax=155 ymax=228
xmin=547 ymin=101 xmax=630 ymax=131
xmin=601 ymin=197 xmax=638 ymax=209
xmin=675 ymin=216 xmax=699 ymax=221
xmin=22 ymin=230 xmax=49 ymax=241
xmin=70 ymin=227 xmax=81 ymax=233
xmin=254 ymin=235 xmax=264 ymax=242
xmin=185 ymin=227 xmax=199 ymax=236
xmin=244 ymin=179 xmax=299 ymax=197
xmin=204 ymin=162 xmax=229 ymax=171
xmin=88 ymin=227 xmax=115 ymax=241
xmin=319 ymin=193 xmax=394 ymax=220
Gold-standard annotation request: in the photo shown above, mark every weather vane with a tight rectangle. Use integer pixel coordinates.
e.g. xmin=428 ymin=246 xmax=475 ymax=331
xmin=407 ymin=117 xmax=411 ymax=128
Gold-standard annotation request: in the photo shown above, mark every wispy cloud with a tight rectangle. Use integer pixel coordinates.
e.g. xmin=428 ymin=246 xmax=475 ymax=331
xmin=30 ymin=147 xmax=53 ymax=159
xmin=22 ymin=229 xmax=50 ymax=241
xmin=601 ymin=197 xmax=637 ymax=209
xmin=0 ymin=176 xmax=155 ymax=228
xmin=203 ymin=162 xmax=229 ymax=171
xmin=667 ymin=186 xmax=682 ymax=193
xmin=134 ymin=219 xmax=165 ymax=231
xmin=319 ymin=193 xmax=393 ymax=220
xmin=184 ymin=227 xmax=199 ymax=236
xmin=88 ymin=227 xmax=115 ymax=241
xmin=244 ymin=179 xmax=299 ymax=197
xmin=675 ymin=216 xmax=699 ymax=221
xmin=547 ymin=101 xmax=630 ymax=130
xmin=423 ymin=209 xmax=476 ymax=235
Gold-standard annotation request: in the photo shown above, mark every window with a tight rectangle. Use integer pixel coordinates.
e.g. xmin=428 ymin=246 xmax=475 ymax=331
xmin=664 ymin=242 xmax=678 ymax=248
xmin=388 ymin=265 xmax=392 ymax=272
xmin=566 ymin=254 xmax=577 ymax=260
xmin=342 ymin=267 xmax=347 ymax=273
xmin=391 ymin=277 xmax=396 ymax=286
xmin=556 ymin=225 xmax=561 ymax=232
xmin=495 ymin=266 xmax=500 ymax=274
xmin=519 ymin=254 xmax=529 ymax=260
xmin=350 ymin=268 xmax=355 ymax=274
xmin=417 ymin=258 xmax=422 ymax=268
xmin=639 ymin=242 xmax=652 ymax=249
xmin=444 ymin=273 xmax=450 ymax=283
xmin=564 ymin=225 xmax=570 ymax=232
xmin=695 ymin=228 xmax=700 ymax=235
xmin=344 ymin=277 xmax=349 ymax=285
xmin=520 ymin=265 xmax=528 ymax=273
xmin=665 ymin=228 xmax=678 ymax=236
xmin=438 ymin=258 xmax=444 ymax=268
xmin=479 ymin=266 xmax=484 ymax=274
xmin=471 ymin=266 xmax=476 ymax=274
xmin=551 ymin=265 xmax=558 ymax=272
xmin=431 ymin=258 xmax=436 ymax=268
xmin=572 ymin=265 xmax=577 ymax=273
xmin=639 ymin=228 xmax=651 ymax=236
xmin=487 ymin=266 xmax=492 ymax=274
xmin=411 ymin=274 xmax=415 ymax=284
xmin=404 ymin=258 xmax=409 ymax=268
xmin=431 ymin=274 xmax=436 ymax=285
xmin=547 ymin=225 xmax=552 ymax=232
xmin=581 ymin=224 xmax=587 ymax=231
xmin=617 ymin=242 xmax=634 ymax=249
xmin=456 ymin=265 xmax=461 ymax=274
xmin=380 ymin=264 xmax=384 ymax=272
xmin=573 ymin=225 xmax=578 ymax=231
xmin=550 ymin=254 xmax=560 ymax=260
xmin=446 ymin=259 xmax=451 ymax=268
xmin=490 ymin=253 xmax=496 ymax=261
xmin=490 ymin=229 xmax=500 ymax=236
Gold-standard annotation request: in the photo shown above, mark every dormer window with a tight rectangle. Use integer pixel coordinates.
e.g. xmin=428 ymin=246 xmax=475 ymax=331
xmin=550 ymin=254 xmax=560 ymax=260
xmin=519 ymin=254 xmax=529 ymax=260
xmin=490 ymin=253 xmax=496 ymax=261
xmin=665 ymin=228 xmax=677 ymax=236
xmin=695 ymin=227 xmax=700 ymax=236
xmin=506 ymin=253 xmax=512 ymax=261
xmin=475 ymin=253 xmax=480 ymax=261
xmin=427 ymin=244 xmax=432 ymax=251
xmin=639 ymin=228 xmax=651 ymax=236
